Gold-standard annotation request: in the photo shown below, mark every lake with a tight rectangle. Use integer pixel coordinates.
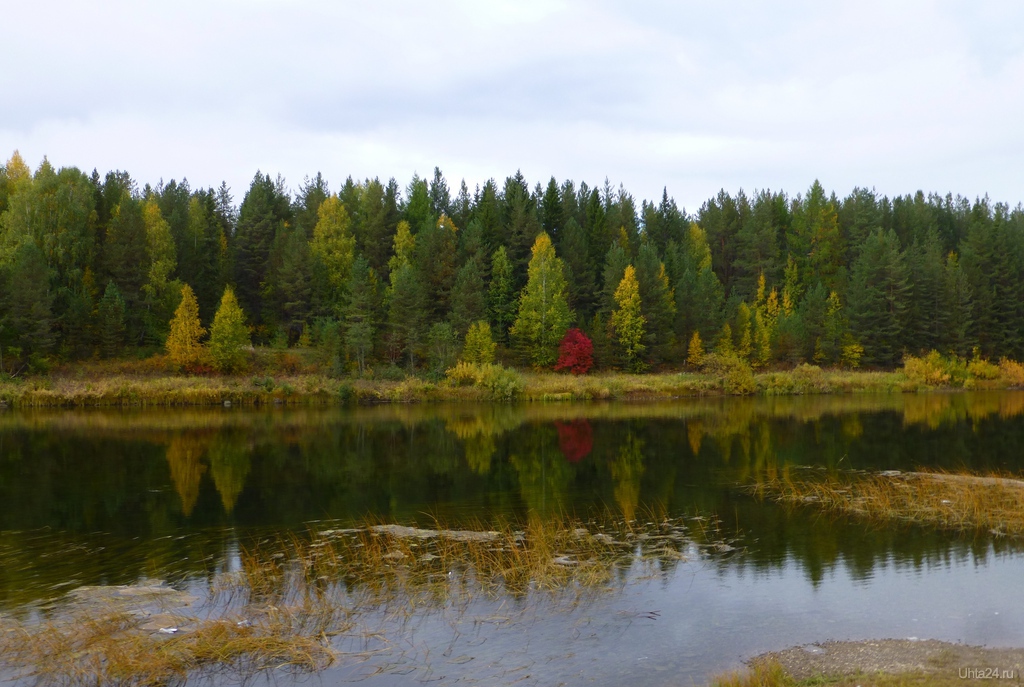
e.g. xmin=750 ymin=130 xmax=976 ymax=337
xmin=3 ymin=392 xmax=1024 ymax=685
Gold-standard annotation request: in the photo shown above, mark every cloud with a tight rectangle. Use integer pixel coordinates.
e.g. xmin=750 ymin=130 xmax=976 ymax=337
xmin=3 ymin=1 xmax=1024 ymax=210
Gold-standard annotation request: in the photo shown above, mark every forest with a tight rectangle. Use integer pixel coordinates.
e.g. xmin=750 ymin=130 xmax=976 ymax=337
xmin=1 ymin=149 xmax=1022 ymax=377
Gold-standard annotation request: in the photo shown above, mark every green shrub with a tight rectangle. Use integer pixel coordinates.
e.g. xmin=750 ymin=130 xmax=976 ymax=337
xmin=701 ymin=353 xmax=756 ymax=395
xmin=376 ymin=364 xmax=406 ymax=381
xmin=967 ymin=357 xmax=1000 ymax=380
xmin=792 ymin=363 xmax=828 ymax=393
xmin=903 ymin=351 xmax=968 ymax=388
xmin=445 ymin=361 xmax=524 ymax=401
xmin=252 ymin=376 xmax=275 ymax=392
xmin=999 ymin=358 xmax=1024 ymax=386
xmin=337 ymin=382 xmax=355 ymax=404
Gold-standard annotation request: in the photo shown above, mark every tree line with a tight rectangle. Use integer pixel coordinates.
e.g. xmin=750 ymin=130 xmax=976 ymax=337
xmin=2 ymin=149 xmax=1022 ymax=375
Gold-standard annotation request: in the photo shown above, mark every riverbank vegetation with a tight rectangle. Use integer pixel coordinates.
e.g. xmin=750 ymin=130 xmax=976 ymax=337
xmin=3 ymin=349 xmax=1024 ymax=407
xmin=3 ymin=152 xmax=1024 ymax=388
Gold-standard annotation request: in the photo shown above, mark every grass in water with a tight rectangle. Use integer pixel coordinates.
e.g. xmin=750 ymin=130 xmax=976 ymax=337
xmin=0 ymin=514 xmax=734 ymax=686
xmin=755 ymin=468 xmax=1024 ymax=536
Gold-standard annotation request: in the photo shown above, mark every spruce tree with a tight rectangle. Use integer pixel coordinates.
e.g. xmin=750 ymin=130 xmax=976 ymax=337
xmin=97 ymin=281 xmax=126 ymax=358
xmin=0 ymin=242 xmax=55 ymax=358
xmin=635 ymin=243 xmax=676 ymax=364
xmin=449 ymin=254 xmax=487 ymax=337
xmin=488 ymin=246 xmax=516 ymax=343
xmin=234 ymin=172 xmax=290 ymax=331
xmin=848 ymin=229 xmax=910 ymax=367
xmin=344 ymin=256 xmax=379 ymax=375
xmin=559 ymin=217 xmax=596 ymax=319
xmin=387 ymin=263 xmax=426 ymax=371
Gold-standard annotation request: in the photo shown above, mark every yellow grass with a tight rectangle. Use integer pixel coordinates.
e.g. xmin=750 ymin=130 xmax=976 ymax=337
xmin=755 ymin=468 xmax=1024 ymax=536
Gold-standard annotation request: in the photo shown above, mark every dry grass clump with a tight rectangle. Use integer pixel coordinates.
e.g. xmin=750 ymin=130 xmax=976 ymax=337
xmin=708 ymin=659 xmax=792 ymax=687
xmin=755 ymin=468 xmax=1024 ymax=536
xmin=0 ymin=594 xmax=334 ymax=687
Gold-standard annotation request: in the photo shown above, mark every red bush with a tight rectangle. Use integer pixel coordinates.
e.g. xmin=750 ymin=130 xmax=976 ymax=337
xmin=554 ymin=328 xmax=593 ymax=375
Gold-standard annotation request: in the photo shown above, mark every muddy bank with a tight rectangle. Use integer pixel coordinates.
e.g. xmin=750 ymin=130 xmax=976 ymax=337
xmin=759 ymin=639 xmax=1024 ymax=682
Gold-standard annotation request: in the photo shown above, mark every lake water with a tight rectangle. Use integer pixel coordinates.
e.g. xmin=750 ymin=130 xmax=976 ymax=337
xmin=4 ymin=392 xmax=1024 ymax=685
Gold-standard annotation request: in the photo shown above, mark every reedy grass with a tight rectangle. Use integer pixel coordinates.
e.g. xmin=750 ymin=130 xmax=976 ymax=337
xmin=0 ymin=514 xmax=731 ymax=687
xmin=755 ymin=468 xmax=1024 ymax=536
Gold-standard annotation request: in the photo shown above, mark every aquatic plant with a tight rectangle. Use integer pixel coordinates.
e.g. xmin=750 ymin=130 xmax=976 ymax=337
xmin=756 ymin=468 xmax=1024 ymax=537
xmin=0 ymin=514 xmax=734 ymax=687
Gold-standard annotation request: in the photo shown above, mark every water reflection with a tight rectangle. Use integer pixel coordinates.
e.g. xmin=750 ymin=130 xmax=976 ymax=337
xmin=3 ymin=392 xmax=1024 ymax=610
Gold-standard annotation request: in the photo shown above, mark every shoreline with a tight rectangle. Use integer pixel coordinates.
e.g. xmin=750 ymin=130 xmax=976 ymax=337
xmin=1 ymin=366 xmax=1020 ymax=408
xmin=717 ymin=638 xmax=1024 ymax=686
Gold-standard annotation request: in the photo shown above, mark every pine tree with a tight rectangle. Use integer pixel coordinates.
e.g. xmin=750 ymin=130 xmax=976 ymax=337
xmin=0 ymin=242 xmax=55 ymax=358
xmin=488 ymin=246 xmax=516 ymax=343
xmin=272 ymin=228 xmax=312 ymax=343
xmin=102 ymin=194 xmax=149 ymax=344
xmin=611 ymin=265 xmax=645 ymax=371
xmin=942 ymin=251 xmax=974 ymax=358
xmin=734 ymin=189 xmax=782 ymax=300
xmin=404 ymin=174 xmax=433 ymax=232
xmin=671 ymin=223 xmax=724 ymax=346
xmin=449 ymin=254 xmax=487 ymax=337
xmin=234 ymin=172 xmax=290 ymax=330
xmin=427 ymin=321 xmax=458 ymax=374
xmin=848 ymin=229 xmax=910 ymax=367
xmin=799 ymin=282 xmax=828 ymax=362
xmin=387 ymin=263 xmax=426 ymax=370
xmin=415 ymin=214 xmax=459 ymax=321
xmin=511 ymin=233 xmax=572 ymax=367
xmin=357 ymin=178 xmax=395 ymax=280
xmin=208 ymin=286 xmax=250 ymax=373
xmin=599 ymin=244 xmax=630 ymax=315
xmin=559 ymin=217 xmax=597 ymax=318
xmin=97 ymin=281 xmax=126 ymax=358
xmin=345 ymin=256 xmax=379 ymax=375
xmin=166 ymin=284 xmax=206 ymax=370
xmin=635 ymin=243 xmax=676 ymax=364
xmin=292 ymin=172 xmax=329 ymax=238
xmin=904 ymin=229 xmax=946 ymax=355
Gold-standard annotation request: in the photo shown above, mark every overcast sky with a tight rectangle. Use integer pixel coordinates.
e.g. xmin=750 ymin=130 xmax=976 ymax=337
xmin=3 ymin=1 xmax=1023 ymax=211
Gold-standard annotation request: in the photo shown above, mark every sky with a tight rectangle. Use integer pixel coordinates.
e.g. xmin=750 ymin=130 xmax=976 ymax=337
xmin=3 ymin=0 xmax=1024 ymax=212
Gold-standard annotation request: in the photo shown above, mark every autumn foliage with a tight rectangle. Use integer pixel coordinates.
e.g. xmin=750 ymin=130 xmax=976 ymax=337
xmin=555 ymin=420 xmax=594 ymax=463
xmin=166 ymin=284 xmax=206 ymax=371
xmin=554 ymin=328 xmax=593 ymax=375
